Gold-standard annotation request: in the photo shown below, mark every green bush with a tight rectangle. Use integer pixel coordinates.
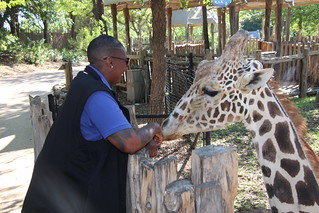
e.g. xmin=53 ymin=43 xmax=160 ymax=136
xmin=68 ymin=27 xmax=100 ymax=53
xmin=0 ymin=30 xmax=24 ymax=63
xmin=0 ymin=30 xmax=60 ymax=65
xmin=23 ymin=39 xmax=53 ymax=65
xmin=61 ymin=49 xmax=83 ymax=63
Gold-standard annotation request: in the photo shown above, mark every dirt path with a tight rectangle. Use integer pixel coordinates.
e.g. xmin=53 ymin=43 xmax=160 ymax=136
xmin=0 ymin=63 xmax=85 ymax=212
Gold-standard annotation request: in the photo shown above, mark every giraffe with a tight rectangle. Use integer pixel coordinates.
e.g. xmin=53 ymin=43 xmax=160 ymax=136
xmin=162 ymin=30 xmax=319 ymax=212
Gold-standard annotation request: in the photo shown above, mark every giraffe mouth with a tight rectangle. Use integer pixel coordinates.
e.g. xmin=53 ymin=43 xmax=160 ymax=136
xmin=163 ymin=133 xmax=182 ymax=141
xmin=162 ymin=117 xmax=183 ymax=140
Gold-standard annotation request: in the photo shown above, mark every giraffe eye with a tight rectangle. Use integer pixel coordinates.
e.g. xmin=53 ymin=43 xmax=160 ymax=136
xmin=202 ymin=87 xmax=218 ymax=97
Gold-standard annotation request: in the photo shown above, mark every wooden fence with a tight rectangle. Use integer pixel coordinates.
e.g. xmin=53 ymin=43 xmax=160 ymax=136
xmin=29 ymin=97 xmax=238 ymax=212
xmin=275 ymin=38 xmax=319 ymax=84
xmin=171 ymin=37 xmax=319 ymax=87
xmin=257 ymin=43 xmax=319 ymax=97
xmin=173 ymin=41 xmax=206 ymax=54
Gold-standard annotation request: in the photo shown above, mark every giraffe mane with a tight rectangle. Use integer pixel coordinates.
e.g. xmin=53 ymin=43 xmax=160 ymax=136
xmin=269 ymin=80 xmax=319 ymax=181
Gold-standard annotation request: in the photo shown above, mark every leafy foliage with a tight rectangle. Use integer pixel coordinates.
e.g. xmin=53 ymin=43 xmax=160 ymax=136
xmin=23 ymin=39 xmax=55 ymax=65
xmin=290 ymin=5 xmax=319 ymax=36
xmin=0 ymin=29 xmax=58 ymax=64
xmin=61 ymin=48 xmax=83 ymax=63
xmin=68 ymin=27 xmax=100 ymax=53
xmin=240 ymin=10 xmax=264 ymax=31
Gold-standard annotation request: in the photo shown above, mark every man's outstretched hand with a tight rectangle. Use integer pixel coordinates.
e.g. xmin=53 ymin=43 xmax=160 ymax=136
xmin=146 ymin=140 xmax=159 ymax=157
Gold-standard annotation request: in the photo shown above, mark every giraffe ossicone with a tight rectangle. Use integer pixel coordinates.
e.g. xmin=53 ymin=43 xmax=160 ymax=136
xmin=162 ymin=30 xmax=319 ymax=212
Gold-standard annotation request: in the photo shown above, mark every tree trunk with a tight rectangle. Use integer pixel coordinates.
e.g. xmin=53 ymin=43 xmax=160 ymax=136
xmin=264 ymin=0 xmax=272 ymax=41
xmin=70 ymin=13 xmax=76 ymax=39
xmin=150 ymin=0 xmax=167 ymax=122
xmin=92 ymin=0 xmax=107 ymax=34
xmin=8 ymin=7 xmax=19 ymax=36
xmin=202 ymin=6 xmax=209 ymax=50
xmin=0 ymin=13 xmax=5 ymax=29
xmin=43 ymin=20 xmax=49 ymax=44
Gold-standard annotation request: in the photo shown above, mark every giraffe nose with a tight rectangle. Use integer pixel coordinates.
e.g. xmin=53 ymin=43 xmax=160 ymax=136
xmin=162 ymin=118 xmax=170 ymax=128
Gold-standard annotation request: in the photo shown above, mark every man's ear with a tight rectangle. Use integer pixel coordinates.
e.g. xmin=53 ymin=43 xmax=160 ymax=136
xmin=237 ymin=68 xmax=274 ymax=90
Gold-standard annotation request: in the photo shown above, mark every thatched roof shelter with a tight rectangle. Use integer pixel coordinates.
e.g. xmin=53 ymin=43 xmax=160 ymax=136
xmin=172 ymin=7 xmax=217 ymax=27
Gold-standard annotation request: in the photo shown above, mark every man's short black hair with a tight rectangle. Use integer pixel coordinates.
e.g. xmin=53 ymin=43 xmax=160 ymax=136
xmin=87 ymin=35 xmax=125 ymax=64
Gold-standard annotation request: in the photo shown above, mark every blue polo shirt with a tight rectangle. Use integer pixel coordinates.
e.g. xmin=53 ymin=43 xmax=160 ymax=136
xmin=80 ymin=65 xmax=132 ymax=141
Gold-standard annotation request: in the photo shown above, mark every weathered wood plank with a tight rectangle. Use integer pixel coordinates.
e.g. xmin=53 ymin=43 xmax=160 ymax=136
xmin=299 ymin=47 xmax=310 ymax=98
xmin=195 ymin=181 xmax=223 ymax=213
xmin=154 ymin=157 xmax=177 ymax=213
xmin=29 ymin=95 xmax=53 ymax=160
xmin=140 ymin=158 xmax=157 ymax=212
xmin=126 ymin=149 xmax=148 ymax=213
xmin=164 ymin=179 xmax=195 ymax=213
xmin=191 ymin=145 xmax=238 ymax=213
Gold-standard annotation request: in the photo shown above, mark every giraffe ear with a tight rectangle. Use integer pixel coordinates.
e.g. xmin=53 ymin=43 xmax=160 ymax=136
xmin=238 ymin=68 xmax=274 ymax=90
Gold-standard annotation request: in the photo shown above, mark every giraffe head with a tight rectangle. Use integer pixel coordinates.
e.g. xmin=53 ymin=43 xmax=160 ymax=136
xmin=162 ymin=30 xmax=274 ymax=140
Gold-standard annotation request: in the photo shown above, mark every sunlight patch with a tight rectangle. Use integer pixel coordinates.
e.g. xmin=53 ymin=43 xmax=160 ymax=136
xmin=0 ymin=135 xmax=16 ymax=151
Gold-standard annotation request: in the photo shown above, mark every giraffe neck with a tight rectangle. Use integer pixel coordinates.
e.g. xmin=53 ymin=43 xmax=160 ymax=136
xmin=243 ymin=86 xmax=319 ymax=212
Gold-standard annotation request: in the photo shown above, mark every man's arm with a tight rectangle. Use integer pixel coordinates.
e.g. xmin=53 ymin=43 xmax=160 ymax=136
xmin=107 ymin=123 xmax=163 ymax=154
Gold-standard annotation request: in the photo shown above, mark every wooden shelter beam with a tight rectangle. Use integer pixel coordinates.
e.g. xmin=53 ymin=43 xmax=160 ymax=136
xmin=123 ymin=7 xmax=132 ymax=53
xmin=202 ymin=6 xmax=210 ymax=50
xmin=217 ymin=8 xmax=226 ymax=56
xmin=229 ymin=5 xmax=240 ymax=36
xmin=211 ymin=24 xmax=215 ymax=54
xmin=285 ymin=5 xmax=292 ymax=41
xmin=111 ymin=4 xmax=118 ymax=39
xmin=263 ymin=0 xmax=272 ymax=41
xmin=275 ymin=0 xmax=283 ymax=56
xmin=167 ymin=7 xmax=173 ymax=52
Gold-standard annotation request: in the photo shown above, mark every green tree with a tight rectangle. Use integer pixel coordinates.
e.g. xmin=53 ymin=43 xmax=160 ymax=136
xmin=23 ymin=0 xmax=60 ymax=43
xmin=129 ymin=8 xmax=152 ymax=52
xmin=240 ymin=9 xmax=264 ymax=32
xmin=0 ymin=0 xmax=25 ymax=35
xmin=57 ymin=0 xmax=92 ymax=39
xmin=290 ymin=5 xmax=319 ymax=37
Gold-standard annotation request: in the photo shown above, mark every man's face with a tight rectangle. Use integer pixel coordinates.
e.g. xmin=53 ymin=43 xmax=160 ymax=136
xmin=107 ymin=49 xmax=129 ymax=84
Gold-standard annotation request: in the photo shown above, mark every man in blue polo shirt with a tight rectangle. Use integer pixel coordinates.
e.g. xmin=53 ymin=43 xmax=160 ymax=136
xmin=22 ymin=35 xmax=163 ymax=213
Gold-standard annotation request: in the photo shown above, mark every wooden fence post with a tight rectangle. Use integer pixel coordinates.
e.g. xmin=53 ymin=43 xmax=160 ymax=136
xmin=191 ymin=145 xmax=238 ymax=213
xmin=29 ymin=95 xmax=53 ymax=160
xmin=140 ymin=158 xmax=157 ymax=212
xmin=164 ymin=179 xmax=195 ymax=213
xmin=126 ymin=149 xmax=148 ymax=213
xmin=256 ymin=50 xmax=262 ymax=60
xmin=125 ymin=105 xmax=138 ymax=128
xmin=195 ymin=181 xmax=223 ymax=213
xmin=154 ymin=158 xmax=178 ymax=213
xmin=138 ymin=157 xmax=177 ymax=213
xmin=65 ymin=59 xmax=73 ymax=89
xmin=299 ymin=47 xmax=310 ymax=98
